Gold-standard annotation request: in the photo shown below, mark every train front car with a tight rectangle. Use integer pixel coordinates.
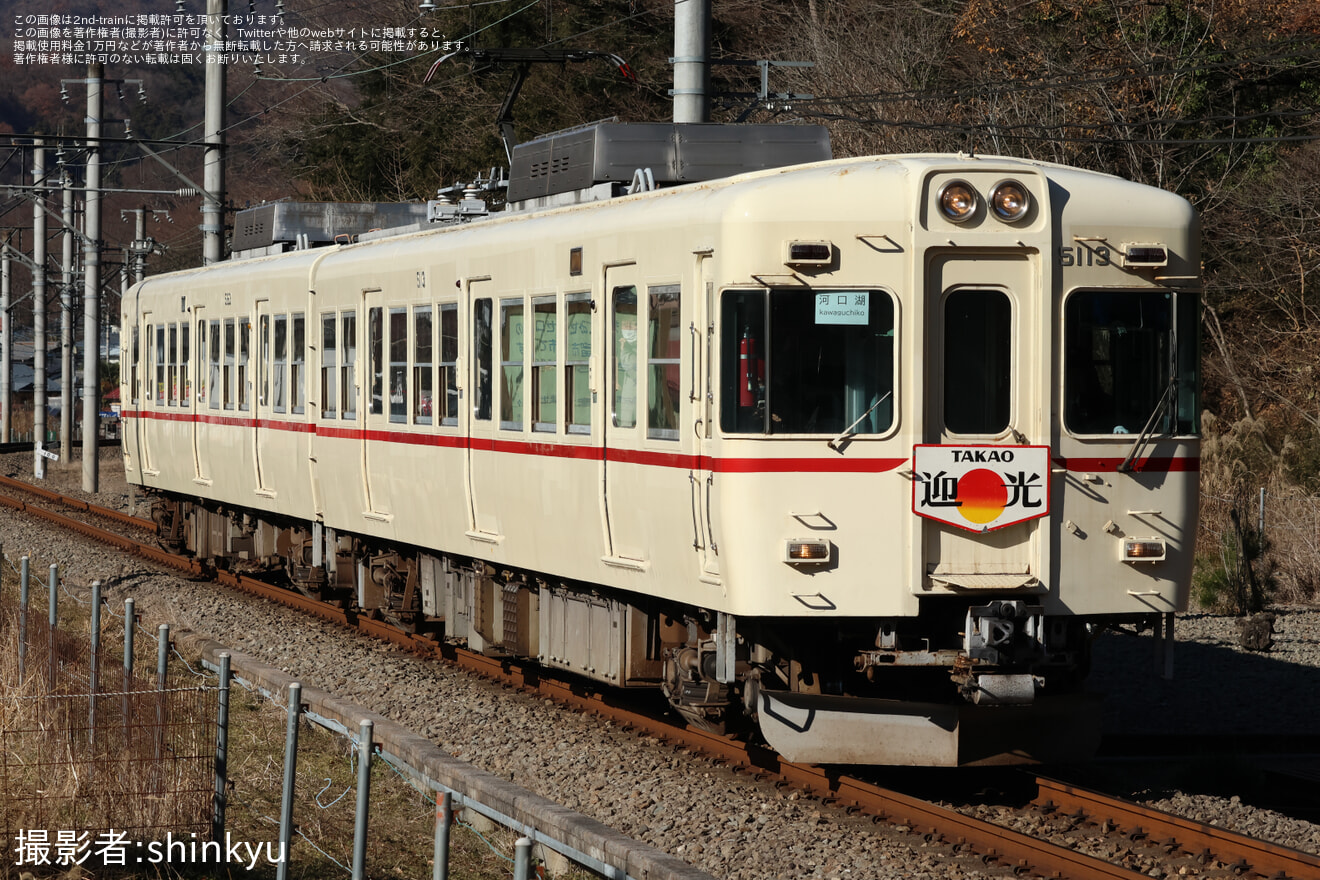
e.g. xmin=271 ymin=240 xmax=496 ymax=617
xmin=693 ymin=156 xmax=1200 ymax=766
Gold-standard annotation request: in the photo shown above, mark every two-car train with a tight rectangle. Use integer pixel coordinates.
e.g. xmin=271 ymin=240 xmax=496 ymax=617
xmin=122 ymin=123 xmax=1200 ymax=765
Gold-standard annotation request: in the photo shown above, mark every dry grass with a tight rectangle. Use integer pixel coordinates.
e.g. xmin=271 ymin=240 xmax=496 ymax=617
xmin=1198 ymin=418 xmax=1320 ymax=608
xmin=0 ymin=562 xmax=215 ymax=876
xmin=0 ymin=558 xmax=574 ymax=878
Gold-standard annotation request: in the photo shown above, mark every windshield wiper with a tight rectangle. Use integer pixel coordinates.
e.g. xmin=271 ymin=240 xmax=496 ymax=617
xmin=1116 ymin=378 xmax=1177 ymax=473
xmin=828 ymin=391 xmax=893 ymax=452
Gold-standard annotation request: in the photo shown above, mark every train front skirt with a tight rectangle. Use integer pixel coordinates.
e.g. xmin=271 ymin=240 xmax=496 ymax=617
xmin=757 ymin=691 xmax=1104 ymax=766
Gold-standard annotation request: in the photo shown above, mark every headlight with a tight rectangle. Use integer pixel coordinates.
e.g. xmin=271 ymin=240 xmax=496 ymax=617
xmin=938 ymin=181 xmax=978 ymax=223
xmin=990 ymin=180 xmax=1030 ymax=222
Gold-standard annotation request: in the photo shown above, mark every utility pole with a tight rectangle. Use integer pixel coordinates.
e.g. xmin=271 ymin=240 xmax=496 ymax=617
xmin=61 ymin=154 xmax=76 ymax=463
xmin=129 ymin=209 xmax=147 ymax=284
xmin=83 ymin=61 xmax=103 ymax=492
xmin=672 ymin=0 xmax=711 ymax=123
xmin=33 ymin=142 xmax=48 ymax=477
xmin=202 ymin=0 xmax=227 ymax=264
xmin=123 ymin=207 xmax=168 ymax=286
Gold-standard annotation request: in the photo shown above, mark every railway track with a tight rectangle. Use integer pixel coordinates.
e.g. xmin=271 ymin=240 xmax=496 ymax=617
xmin=4 ymin=481 xmax=1318 ymax=880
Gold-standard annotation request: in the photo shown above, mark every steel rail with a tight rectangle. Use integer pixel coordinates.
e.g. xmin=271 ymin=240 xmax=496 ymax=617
xmin=0 ymin=473 xmax=157 ymax=533
xmin=1033 ymin=775 xmax=1320 ymax=879
xmin=6 ymin=484 xmax=1297 ymax=880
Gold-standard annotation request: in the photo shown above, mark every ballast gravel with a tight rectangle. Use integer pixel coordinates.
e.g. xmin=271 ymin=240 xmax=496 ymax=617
xmin=2 ymin=450 xmax=1318 ymax=879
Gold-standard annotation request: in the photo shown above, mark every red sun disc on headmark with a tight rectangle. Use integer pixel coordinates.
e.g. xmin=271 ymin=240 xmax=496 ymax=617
xmin=957 ymin=468 xmax=1007 ymax=524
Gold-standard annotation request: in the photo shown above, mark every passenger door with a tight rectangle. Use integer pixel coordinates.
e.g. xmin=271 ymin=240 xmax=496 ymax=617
xmin=917 ymin=253 xmax=1050 ymax=589
xmin=138 ymin=311 xmax=157 ymax=474
xmin=361 ymin=289 xmax=392 ymax=521
xmin=192 ymin=308 xmax=209 ymax=483
xmin=253 ymin=300 xmax=275 ymax=497
xmin=601 ymin=264 xmax=647 ymax=564
xmin=464 ymin=278 xmax=499 ymax=538
xmin=693 ymin=265 xmax=721 ymax=582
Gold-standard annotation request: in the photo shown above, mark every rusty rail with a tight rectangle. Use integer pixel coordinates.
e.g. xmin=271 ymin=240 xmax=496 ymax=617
xmin=1033 ymin=776 xmax=1320 ymax=879
xmin=0 ymin=474 xmax=157 ymax=533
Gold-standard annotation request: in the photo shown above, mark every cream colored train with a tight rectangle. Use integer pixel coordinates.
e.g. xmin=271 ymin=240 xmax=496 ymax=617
xmin=122 ymin=124 xmax=1200 ymax=766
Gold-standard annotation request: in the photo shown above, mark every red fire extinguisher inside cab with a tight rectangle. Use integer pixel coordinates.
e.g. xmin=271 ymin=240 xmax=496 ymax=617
xmin=739 ymin=328 xmax=764 ymax=409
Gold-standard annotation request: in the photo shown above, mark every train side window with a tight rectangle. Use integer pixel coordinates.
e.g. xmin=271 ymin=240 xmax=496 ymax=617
xmin=531 ymin=297 xmax=556 ymax=432
xmin=181 ymin=323 xmax=191 ymax=406
xmin=414 ymin=305 xmax=433 ymax=425
xmin=647 ymin=285 xmax=681 ymax=440
xmin=238 ymin=317 xmax=250 ymax=411
xmin=273 ymin=314 xmax=288 ymax=414
xmin=473 ymin=298 xmax=493 ymax=421
xmin=612 ymin=286 xmax=638 ymax=428
xmin=341 ymin=311 xmax=357 ymax=420
xmin=155 ymin=324 xmax=165 ymax=406
xmin=943 ymin=289 xmax=1010 ymax=435
xmin=259 ymin=315 xmax=270 ymax=408
xmin=208 ymin=319 xmax=221 ymax=411
xmin=224 ymin=318 xmax=236 ymax=411
xmin=369 ymin=306 xmax=384 ymax=417
xmin=564 ymin=294 xmax=591 ymax=434
xmin=321 ymin=313 xmax=337 ymax=420
xmin=130 ymin=326 xmax=140 ymax=406
xmin=389 ymin=307 xmax=407 ymax=423
xmin=291 ymin=313 xmax=306 ymax=415
xmin=500 ymin=298 xmax=525 ymax=430
xmin=196 ymin=320 xmax=206 ymax=407
xmin=438 ymin=303 xmax=458 ymax=426
xmin=167 ymin=324 xmax=178 ymax=407
xmin=1174 ymin=291 xmax=1200 ymax=434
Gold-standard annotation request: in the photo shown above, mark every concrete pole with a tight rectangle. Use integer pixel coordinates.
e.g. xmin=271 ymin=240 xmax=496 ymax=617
xmin=18 ymin=556 xmax=29 ymax=681
xmin=132 ymin=208 xmax=147 ymax=285
xmin=203 ymin=0 xmax=227 ymax=265
xmin=84 ymin=62 xmax=103 ymax=492
xmin=33 ymin=141 xmax=47 ymax=472
xmin=276 ymin=682 xmax=301 ymax=880
xmin=123 ymin=596 xmax=135 ymax=744
xmin=48 ymin=563 xmax=58 ymax=628
xmin=155 ymin=622 xmax=170 ymax=766
xmin=48 ymin=563 xmax=58 ymax=689
xmin=89 ymin=580 xmax=101 ymax=744
xmin=61 ymin=163 xmax=75 ymax=462
xmin=2 ymin=245 xmax=10 ymax=443
xmin=672 ymin=0 xmax=711 ymax=123
xmin=432 ymin=790 xmax=452 ymax=880
xmin=351 ymin=719 xmax=373 ymax=880
xmin=213 ymin=652 xmax=231 ymax=843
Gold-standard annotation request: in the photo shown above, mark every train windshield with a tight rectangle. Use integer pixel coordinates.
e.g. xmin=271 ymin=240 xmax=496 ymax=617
xmin=721 ymin=288 xmax=895 ymax=435
xmin=1064 ymin=290 xmax=1199 ymax=435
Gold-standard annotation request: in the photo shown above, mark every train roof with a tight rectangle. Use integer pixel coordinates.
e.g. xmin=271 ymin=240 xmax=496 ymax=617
xmin=132 ymin=149 xmax=1192 ymax=296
